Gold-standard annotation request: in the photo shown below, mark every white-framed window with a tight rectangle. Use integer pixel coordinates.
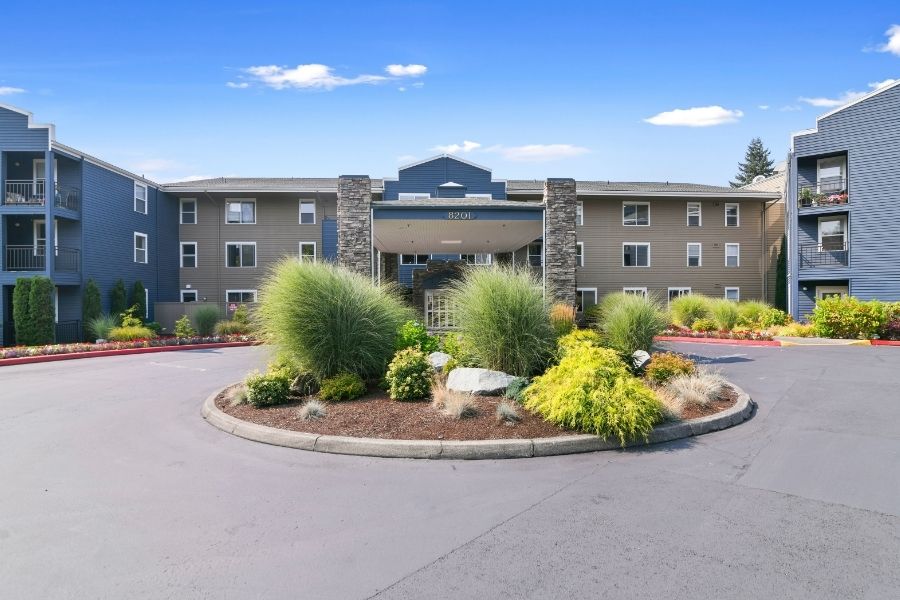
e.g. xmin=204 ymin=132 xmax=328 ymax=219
xmin=134 ymin=182 xmax=148 ymax=215
xmin=687 ymin=243 xmax=702 ymax=267
xmin=180 ymin=198 xmax=197 ymax=224
xmin=225 ymin=242 xmax=256 ymax=268
xmin=299 ymin=242 xmax=316 ymax=263
xmin=180 ymin=290 xmax=198 ymax=302
xmin=623 ymin=243 xmax=650 ymax=267
xmin=400 ymin=254 xmax=429 ymax=265
xmin=687 ymin=202 xmax=702 ymax=226
xmin=180 ymin=242 xmax=197 ymax=268
xmin=299 ymin=199 xmax=316 ymax=224
xmin=623 ymin=287 xmax=648 ymax=297
xmin=725 ymin=243 xmax=740 ymax=267
xmin=575 ymin=288 xmax=597 ymax=313
xmin=398 ymin=193 xmax=430 ymax=200
xmin=134 ymin=232 xmax=148 ymax=264
xmin=623 ymin=202 xmax=650 ymax=226
xmin=576 ymin=242 xmax=584 ymax=267
xmin=724 ymin=287 xmax=740 ymax=301
xmin=226 ymin=290 xmax=257 ymax=303
xmin=668 ymin=287 xmax=691 ymax=303
xmin=816 ymin=285 xmax=849 ymax=301
xmin=576 ymin=201 xmax=584 ymax=226
xmin=818 ymin=216 xmax=847 ymax=250
xmin=461 ymin=253 xmax=492 ymax=265
xmin=725 ymin=203 xmax=739 ymax=227
xmin=226 ymin=199 xmax=256 ymax=224
xmin=817 ymin=156 xmax=847 ymax=192
xmin=528 ymin=241 xmax=543 ymax=267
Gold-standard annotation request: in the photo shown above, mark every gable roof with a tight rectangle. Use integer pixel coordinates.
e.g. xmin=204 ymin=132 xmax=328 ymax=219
xmin=507 ymin=180 xmax=778 ymax=198
xmin=397 ymin=154 xmax=493 ymax=173
xmin=793 ymin=78 xmax=900 ymax=143
xmin=162 ymin=177 xmax=385 ymax=192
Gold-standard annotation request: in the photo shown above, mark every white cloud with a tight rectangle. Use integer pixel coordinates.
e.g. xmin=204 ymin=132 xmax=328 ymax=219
xmin=799 ymin=79 xmax=897 ymax=108
xmin=226 ymin=81 xmax=249 ymax=89
xmin=877 ymin=24 xmax=900 ymax=56
xmin=0 ymin=86 xmax=25 ymax=95
xmin=386 ymin=64 xmax=427 ymax=77
xmin=779 ymin=105 xmax=802 ymax=112
xmin=869 ymin=78 xmax=898 ymax=89
xmin=398 ymin=87 xmax=406 ymax=92
xmin=411 ymin=81 xmax=425 ymax=88
xmin=487 ymin=144 xmax=590 ymax=162
xmin=432 ymin=140 xmax=482 ymax=154
xmin=644 ymin=105 xmax=743 ymax=127
xmin=758 ymin=105 xmax=770 ymax=110
xmin=244 ymin=64 xmax=387 ymax=90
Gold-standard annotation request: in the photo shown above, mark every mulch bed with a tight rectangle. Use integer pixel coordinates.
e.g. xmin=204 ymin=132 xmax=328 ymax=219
xmin=679 ymin=385 xmax=739 ymax=420
xmin=216 ymin=383 xmax=738 ymax=442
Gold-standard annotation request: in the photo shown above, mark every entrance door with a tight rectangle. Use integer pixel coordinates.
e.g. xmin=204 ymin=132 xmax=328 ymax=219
xmin=425 ymin=290 xmax=456 ymax=330
xmin=816 ymin=285 xmax=849 ymax=300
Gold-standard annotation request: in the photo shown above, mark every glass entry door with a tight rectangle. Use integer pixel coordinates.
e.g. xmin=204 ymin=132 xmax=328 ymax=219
xmin=425 ymin=290 xmax=456 ymax=330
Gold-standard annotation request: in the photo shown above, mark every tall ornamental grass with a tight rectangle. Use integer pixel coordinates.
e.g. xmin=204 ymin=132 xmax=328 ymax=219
xmin=257 ymin=260 xmax=411 ymax=380
xmin=447 ymin=266 xmax=554 ymax=376
xmin=670 ymin=294 xmax=711 ymax=328
xmin=596 ymin=292 xmax=668 ymax=358
xmin=709 ymin=298 xmax=740 ymax=331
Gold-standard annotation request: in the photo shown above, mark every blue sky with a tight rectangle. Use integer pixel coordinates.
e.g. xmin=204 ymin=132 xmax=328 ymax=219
xmin=1 ymin=1 xmax=898 ymax=185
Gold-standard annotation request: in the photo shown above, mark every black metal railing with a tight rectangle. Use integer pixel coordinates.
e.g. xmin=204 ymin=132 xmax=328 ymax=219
xmin=4 ymin=245 xmax=80 ymax=272
xmin=3 ymin=180 xmax=80 ymax=211
xmin=55 ymin=185 xmax=80 ymax=211
xmin=800 ymin=242 xmax=849 ymax=267
xmin=798 ymin=179 xmax=848 ymax=208
xmin=54 ymin=320 xmax=82 ymax=344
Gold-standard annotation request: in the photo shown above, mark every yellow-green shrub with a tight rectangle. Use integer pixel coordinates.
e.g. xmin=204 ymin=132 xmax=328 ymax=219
xmin=670 ymin=295 xmax=711 ymax=327
xmin=810 ymin=296 xmax=888 ymax=339
xmin=645 ymin=352 xmax=696 ymax=385
xmin=245 ymin=368 xmax=293 ymax=407
xmin=385 ymin=348 xmax=432 ymax=401
xmin=107 ymin=325 xmax=157 ymax=341
xmin=523 ymin=345 xmax=663 ymax=445
xmin=556 ymin=329 xmax=604 ymax=358
xmin=691 ymin=317 xmax=718 ymax=332
xmin=709 ymin=299 xmax=740 ymax=331
xmin=319 ymin=372 xmax=366 ymax=401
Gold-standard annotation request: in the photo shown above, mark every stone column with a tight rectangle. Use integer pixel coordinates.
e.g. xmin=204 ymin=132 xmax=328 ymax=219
xmin=543 ymin=178 xmax=577 ymax=305
xmin=337 ymin=175 xmax=373 ymax=276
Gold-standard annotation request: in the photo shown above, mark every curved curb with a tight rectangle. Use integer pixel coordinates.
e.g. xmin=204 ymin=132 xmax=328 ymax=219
xmin=202 ymin=383 xmax=755 ymax=460
xmin=0 ymin=341 xmax=260 ymax=367
xmin=656 ymin=336 xmax=780 ymax=347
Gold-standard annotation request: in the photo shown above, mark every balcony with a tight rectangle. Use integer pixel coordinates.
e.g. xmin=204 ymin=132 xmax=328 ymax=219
xmin=4 ymin=180 xmax=80 ymax=211
xmin=798 ymin=179 xmax=848 ymax=209
xmin=799 ymin=242 xmax=849 ymax=268
xmin=4 ymin=245 xmax=80 ymax=272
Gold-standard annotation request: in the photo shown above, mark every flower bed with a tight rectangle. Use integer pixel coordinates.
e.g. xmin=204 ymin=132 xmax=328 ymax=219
xmin=660 ymin=326 xmax=773 ymax=341
xmin=0 ymin=334 xmax=257 ymax=361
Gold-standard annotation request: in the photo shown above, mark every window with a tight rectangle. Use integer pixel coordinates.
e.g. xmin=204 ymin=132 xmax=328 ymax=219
xmin=180 ymin=242 xmax=197 ymax=268
xmin=226 ymin=242 xmax=256 ymax=268
xmin=576 ymin=242 xmax=584 ymax=267
xmin=817 ymin=156 xmax=846 ymax=192
xmin=668 ymin=287 xmax=691 ymax=303
xmin=134 ymin=182 xmax=148 ymax=214
xmin=575 ymin=288 xmax=597 ymax=313
xmin=623 ymin=243 xmax=650 ymax=267
xmin=528 ymin=241 xmax=543 ymax=267
xmin=623 ymin=202 xmax=650 ymax=226
xmin=461 ymin=253 xmax=492 ymax=265
xmin=299 ymin=242 xmax=316 ymax=263
xmin=180 ymin=290 xmax=198 ymax=302
xmin=299 ymin=199 xmax=316 ymax=224
xmin=226 ymin=290 xmax=257 ymax=303
xmin=724 ymin=287 xmax=740 ymax=301
xmin=725 ymin=203 xmax=739 ymax=227
xmin=180 ymin=198 xmax=196 ymax=224
xmin=134 ymin=232 xmax=148 ymax=264
xmin=398 ymin=193 xmax=430 ymax=200
xmin=623 ymin=287 xmax=648 ymax=297
xmin=818 ymin=216 xmax=847 ymax=250
xmin=725 ymin=243 xmax=740 ymax=267
xmin=400 ymin=254 xmax=429 ymax=265
xmin=816 ymin=285 xmax=849 ymax=301
xmin=576 ymin=201 xmax=584 ymax=226
xmin=226 ymin=199 xmax=256 ymax=224
xmin=687 ymin=202 xmax=701 ymax=226
xmin=687 ymin=243 xmax=702 ymax=267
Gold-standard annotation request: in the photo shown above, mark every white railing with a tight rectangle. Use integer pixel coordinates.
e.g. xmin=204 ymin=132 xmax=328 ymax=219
xmin=4 ymin=179 xmax=45 ymax=205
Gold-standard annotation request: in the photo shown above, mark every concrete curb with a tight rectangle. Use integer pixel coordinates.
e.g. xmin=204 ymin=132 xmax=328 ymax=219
xmin=202 ymin=382 xmax=755 ymax=460
xmin=656 ymin=336 xmax=780 ymax=347
xmin=0 ymin=341 xmax=260 ymax=367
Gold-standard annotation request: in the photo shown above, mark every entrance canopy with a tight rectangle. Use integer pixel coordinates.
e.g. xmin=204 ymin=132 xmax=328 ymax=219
xmin=371 ymin=200 xmax=543 ymax=254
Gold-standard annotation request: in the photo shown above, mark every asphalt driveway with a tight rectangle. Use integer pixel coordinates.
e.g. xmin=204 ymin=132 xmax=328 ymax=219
xmin=0 ymin=343 xmax=898 ymax=599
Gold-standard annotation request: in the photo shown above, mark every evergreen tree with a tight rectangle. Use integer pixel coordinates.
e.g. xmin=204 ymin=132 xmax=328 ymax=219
xmin=82 ymin=279 xmax=103 ymax=340
xmin=28 ymin=276 xmax=56 ymax=345
xmin=775 ymin=236 xmax=787 ymax=312
xmin=12 ymin=278 xmax=33 ymax=346
xmin=129 ymin=280 xmax=147 ymax=323
xmin=731 ymin=137 xmax=776 ymax=187
xmin=110 ymin=279 xmax=128 ymax=323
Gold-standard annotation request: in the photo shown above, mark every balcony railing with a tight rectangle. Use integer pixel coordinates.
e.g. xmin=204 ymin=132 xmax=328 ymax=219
xmin=798 ymin=179 xmax=848 ymax=208
xmin=4 ymin=245 xmax=80 ymax=272
xmin=4 ymin=180 xmax=80 ymax=211
xmin=2 ymin=320 xmax=82 ymax=346
xmin=800 ymin=242 xmax=849 ymax=267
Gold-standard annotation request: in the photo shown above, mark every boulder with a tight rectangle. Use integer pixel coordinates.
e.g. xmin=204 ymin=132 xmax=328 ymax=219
xmin=428 ymin=351 xmax=452 ymax=372
xmin=632 ymin=350 xmax=651 ymax=370
xmin=447 ymin=367 xmax=516 ymax=396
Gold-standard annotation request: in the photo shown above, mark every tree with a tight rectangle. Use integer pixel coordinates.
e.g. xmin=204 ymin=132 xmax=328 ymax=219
xmin=775 ymin=236 xmax=787 ymax=312
xmin=129 ymin=280 xmax=146 ymax=323
xmin=110 ymin=279 xmax=128 ymax=322
xmin=28 ymin=276 xmax=56 ymax=345
xmin=731 ymin=137 xmax=776 ymax=187
xmin=12 ymin=278 xmax=33 ymax=346
xmin=82 ymin=279 xmax=103 ymax=340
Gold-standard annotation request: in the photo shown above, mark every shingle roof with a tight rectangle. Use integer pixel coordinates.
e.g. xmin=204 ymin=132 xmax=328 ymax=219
xmin=507 ymin=180 xmax=758 ymax=194
xmin=162 ymin=177 xmax=384 ymax=190
xmin=740 ymin=171 xmax=786 ymax=195
xmin=372 ymin=198 xmax=542 ymax=209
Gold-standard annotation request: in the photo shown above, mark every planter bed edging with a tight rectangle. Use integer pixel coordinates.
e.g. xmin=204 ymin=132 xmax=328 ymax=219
xmin=202 ymin=383 xmax=755 ymax=460
xmin=656 ymin=336 xmax=781 ymax=347
xmin=0 ymin=341 xmax=259 ymax=367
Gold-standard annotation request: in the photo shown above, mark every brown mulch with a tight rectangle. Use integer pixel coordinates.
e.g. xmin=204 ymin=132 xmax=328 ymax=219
xmin=216 ymin=383 xmax=739 ymax=442
xmin=679 ymin=385 xmax=739 ymax=420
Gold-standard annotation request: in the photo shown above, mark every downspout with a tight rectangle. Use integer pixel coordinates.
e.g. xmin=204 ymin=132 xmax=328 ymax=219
xmin=203 ymin=191 xmax=219 ymax=307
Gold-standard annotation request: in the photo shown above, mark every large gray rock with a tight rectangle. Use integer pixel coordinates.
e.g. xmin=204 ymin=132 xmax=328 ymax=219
xmin=447 ymin=367 xmax=516 ymax=396
xmin=428 ymin=351 xmax=452 ymax=372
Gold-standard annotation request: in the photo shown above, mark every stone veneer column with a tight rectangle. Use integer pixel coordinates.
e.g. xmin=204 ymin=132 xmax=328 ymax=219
xmin=543 ymin=178 xmax=577 ymax=305
xmin=337 ymin=175 xmax=373 ymax=276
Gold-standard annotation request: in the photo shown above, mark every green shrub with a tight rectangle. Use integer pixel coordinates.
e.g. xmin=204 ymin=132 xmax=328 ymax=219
xmin=12 ymin=278 xmax=33 ymax=346
xmin=810 ymin=296 xmax=888 ymax=339
xmin=268 ymin=353 xmax=318 ymax=396
xmin=174 ymin=314 xmax=196 ymax=338
xmin=385 ymin=348 xmax=433 ymax=401
xmin=645 ymin=352 xmax=696 ymax=385
xmin=395 ymin=320 xmax=439 ymax=353
xmin=504 ymin=377 xmax=530 ymax=404
xmin=144 ymin=321 xmax=163 ymax=335
xmin=28 ymin=276 xmax=55 ymax=345
xmin=258 ymin=260 xmax=411 ymax=380
xmin=232 ymin=304 xmax=252 ymax=325
xmin=670 ymin=294 xmax=711 ymax=327
xmin=110 ymin=279 xmax=128 ymax=323
xmin=691 ymin=317 xmax=718 ymax=332
xmin=107 ymin=325 xmax=157 ymax=341
xmin=129 ymin=280 xmax=146 ymax=323
xmin=597 ymin=292 xmax=668 ymax=359
xmin=87 ymin=314 xmax=118 ymax=341
xmin=549 ymin=302 xmax=576 ymax=337
xmin=737 ymin=300 xmax=768 ymax=327
xmin=448 ymin=266 xmax=554 ymax=376
xmin=193 ymin=305 xmax=220 ymax=337
xmin=759 ymin=307 xmax=791 ymax=328
xmin=120 ymin=305 xmax=143 ymax=328
xmin=215 ymin=319 xmax=252 ymax=335
xmin=82 ymin=279 xmax=103 ymax=340
xmin=710 ymin=298 xmax=740 ymax=331
xmin=245 ymin=368 xmax=293 ymax=407
xmin=523 ymin=344 xmax=663 ymax=445
xmin=319 ymin=372 xmax=366 ymax=402
xmin=440 ymin=333 xmax=479 ymax=368
xmin=556 ymin=329 xmax=604 ymax=358
xmin=772 ymin=322 xmax=816 ymax=337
